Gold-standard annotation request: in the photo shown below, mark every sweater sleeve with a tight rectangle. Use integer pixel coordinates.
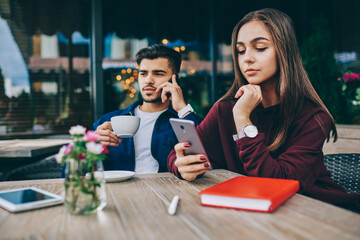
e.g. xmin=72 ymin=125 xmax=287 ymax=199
xmin=237 ymin=111 xmax=332 ymax=192
xmin=182 ymin=111 xmax=203 ymax=126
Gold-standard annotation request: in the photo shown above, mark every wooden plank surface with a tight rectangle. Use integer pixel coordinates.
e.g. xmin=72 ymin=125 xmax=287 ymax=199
xmin=0 ymin=139 xmax=70 ymax=158
xmin=323 ymin=124 xmax=360 ymax=154
xmin=0 ymin=170 xmax=359 ymax=240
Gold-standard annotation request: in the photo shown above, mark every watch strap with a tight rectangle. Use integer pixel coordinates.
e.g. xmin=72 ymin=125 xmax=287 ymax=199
xmin=233 ymin=124 xmax=256 ymax=141
xmin=178 ymin=104 xmax=194 ymax=118
xmin=233 ymin=130 xmax=245 ymax=141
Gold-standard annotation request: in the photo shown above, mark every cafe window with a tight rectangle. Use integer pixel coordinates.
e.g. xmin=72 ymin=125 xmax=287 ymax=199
xmin=0 ymin=0 xmax=91 ymax=138
xmin=1 ymin=0 xmax=359 ymax=142
xmin=101 ymin=0 xmax=223 ymax=118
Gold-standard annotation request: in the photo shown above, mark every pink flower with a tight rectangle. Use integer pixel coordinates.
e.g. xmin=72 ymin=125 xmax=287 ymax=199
xmin=55 ymin=144 xmax=73 ymax=163
xmin=349 ymin=72 xmax=360 ymax=81
xmin=56 ymin=145 xmax=67 ymax=163
xmin=343 ymin=72 xmax=360 ymax=83
xmin=78 ymin=153 xmax=86 ymax=160
xmin=86 ymin=142 xmax=103 ymax=154
xmin=64 ymin=144 xmax=73 ymax=155
xmin=85 ymin=130 xmax=100 ymax=142
xmin=69 ymin=125 xmax=86 ymax=135
xmin=342 ymin=72 xmax=350 ymax=83
xmin=102 ymin=145 xmax=109 ymax=154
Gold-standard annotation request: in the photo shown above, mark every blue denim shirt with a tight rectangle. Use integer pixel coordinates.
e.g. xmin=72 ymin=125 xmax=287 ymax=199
xmin=93 ymin=100 xmax=202 ymax=172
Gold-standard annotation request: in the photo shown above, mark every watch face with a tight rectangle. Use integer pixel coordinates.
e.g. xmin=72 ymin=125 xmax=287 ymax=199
xmin=244 ymin=125 xmax=258 ymax=138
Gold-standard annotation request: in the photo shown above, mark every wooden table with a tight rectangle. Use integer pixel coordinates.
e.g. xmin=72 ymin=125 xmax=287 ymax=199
xmin=0 ymin=139 xmax=70 ymax=158
xmin=0 ymin=170 xmax=359 ymax=240
xmin=323 ymin=124 xmax=360 ymax=154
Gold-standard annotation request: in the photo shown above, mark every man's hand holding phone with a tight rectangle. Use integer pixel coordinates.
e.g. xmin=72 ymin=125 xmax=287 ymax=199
xmin=156 ymin=74 xmax=187 ymax=112
xmin=174 ymin=142 xmax=210 ymax=181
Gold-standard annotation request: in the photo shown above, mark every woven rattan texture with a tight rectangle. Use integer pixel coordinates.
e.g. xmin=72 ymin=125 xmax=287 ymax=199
xmin=5 ymin=155 xmax=62 ymax=181
xmin=324 ymin=153 xmax=360 ymax=194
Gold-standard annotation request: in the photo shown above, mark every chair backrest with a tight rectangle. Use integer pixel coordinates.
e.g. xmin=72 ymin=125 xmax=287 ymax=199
xmin=324 ymin=153 xmax=360 ymax=194
xmin=4 ymin=154 xmax=63 ymax=181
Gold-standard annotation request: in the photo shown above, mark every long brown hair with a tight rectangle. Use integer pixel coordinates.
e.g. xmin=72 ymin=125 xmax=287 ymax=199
xmin=219 ymin=8 xmax=337 ymax=151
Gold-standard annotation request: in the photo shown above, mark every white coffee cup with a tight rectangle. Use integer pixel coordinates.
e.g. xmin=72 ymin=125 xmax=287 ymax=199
xmin=110 ymin=116 xmax=140 ymax=138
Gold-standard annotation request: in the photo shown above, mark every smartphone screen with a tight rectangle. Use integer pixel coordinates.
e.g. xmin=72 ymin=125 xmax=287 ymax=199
xmin=0 ymin=189 xmax=55 ymax=205
xmin=0 ymin=187 xmax=63 ymax=212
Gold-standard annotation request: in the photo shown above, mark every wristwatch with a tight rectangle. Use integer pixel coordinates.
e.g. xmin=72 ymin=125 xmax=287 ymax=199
xmin=178 ymin=104 xmax=194 ymax=118
xmin=233 ymin=124 xmax=258 ymax=141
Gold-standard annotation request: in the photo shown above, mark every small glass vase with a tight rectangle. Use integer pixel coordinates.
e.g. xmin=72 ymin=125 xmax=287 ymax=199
xmin=64 ymin=158 xmax=107 ymax=214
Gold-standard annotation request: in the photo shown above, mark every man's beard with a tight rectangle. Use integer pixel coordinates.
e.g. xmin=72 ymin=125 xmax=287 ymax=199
xmin=142 ymin=95 xmax=162 ymax=103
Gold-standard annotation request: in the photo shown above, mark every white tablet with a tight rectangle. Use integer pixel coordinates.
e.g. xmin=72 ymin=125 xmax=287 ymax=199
xmin=0 ymin=187 xmax=63 ymax=213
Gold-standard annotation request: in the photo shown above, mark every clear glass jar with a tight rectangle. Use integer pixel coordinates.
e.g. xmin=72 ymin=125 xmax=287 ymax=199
xmin=64 ymin=158 xmax=107 ymax=214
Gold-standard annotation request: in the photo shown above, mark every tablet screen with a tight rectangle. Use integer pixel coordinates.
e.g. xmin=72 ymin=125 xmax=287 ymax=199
xmin=0 ymin=189 xmax=54 ymax=205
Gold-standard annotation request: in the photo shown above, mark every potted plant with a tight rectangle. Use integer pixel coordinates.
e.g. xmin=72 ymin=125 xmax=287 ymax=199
xmin=56 ymin=125 xmax=108 ymax=214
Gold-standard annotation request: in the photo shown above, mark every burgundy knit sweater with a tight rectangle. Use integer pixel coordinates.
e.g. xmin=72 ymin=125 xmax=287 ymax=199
xmin=168 ymin=98 xmax=360 ymax=210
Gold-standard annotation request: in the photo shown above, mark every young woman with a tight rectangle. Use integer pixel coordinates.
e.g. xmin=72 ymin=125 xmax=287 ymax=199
xmin=168 ymin=8 xmax=359 ymax=211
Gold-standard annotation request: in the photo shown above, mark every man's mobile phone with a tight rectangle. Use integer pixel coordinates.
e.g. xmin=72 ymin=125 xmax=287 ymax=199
xmin=168 ymin=74 xmax=179 ymax=83
xmin=170 ymin=118 xmax=208 ymax=157
xmin=165 ymin=74 xmax=179 ymax=98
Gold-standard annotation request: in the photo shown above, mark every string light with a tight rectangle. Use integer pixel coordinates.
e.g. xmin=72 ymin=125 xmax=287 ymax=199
xmin=174 ymin=47 xmax=180 ymax=52
xmin=180 ymin=46 xmax=185 ymax=51
xmin=162 ymin=39 xmax=169 ymax=45
xmin=116 ymin=68 xmax=137 ymax=99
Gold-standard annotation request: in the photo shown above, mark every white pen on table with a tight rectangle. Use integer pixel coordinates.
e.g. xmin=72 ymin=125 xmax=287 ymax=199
xmin=168 ymin=195 xmax=179 ymax=215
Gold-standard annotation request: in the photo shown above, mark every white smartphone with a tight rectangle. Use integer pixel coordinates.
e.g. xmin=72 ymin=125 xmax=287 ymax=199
xmin=0 ymin=187 xmax=63 ymax=213
xmin=170 ymin=118 xmax=208 ymax=158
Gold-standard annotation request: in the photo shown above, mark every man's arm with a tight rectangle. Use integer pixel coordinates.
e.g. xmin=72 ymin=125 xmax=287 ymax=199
xmin=156 ymin=74 xmax=202 ymax=125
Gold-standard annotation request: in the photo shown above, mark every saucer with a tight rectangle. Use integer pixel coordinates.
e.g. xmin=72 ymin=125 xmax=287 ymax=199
xmin=103 ymin=171 xmax=135 ymax=182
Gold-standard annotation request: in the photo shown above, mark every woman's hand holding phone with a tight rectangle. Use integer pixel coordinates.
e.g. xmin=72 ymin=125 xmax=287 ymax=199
xmin=156 ymin=74 xmax=187 ymax=112
xmin=174 ymin=142 xmax=210 ymax=181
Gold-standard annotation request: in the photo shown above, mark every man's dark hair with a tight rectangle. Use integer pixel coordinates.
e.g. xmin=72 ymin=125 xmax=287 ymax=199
xmin=135 ymin=44 xmax=182 ymax=73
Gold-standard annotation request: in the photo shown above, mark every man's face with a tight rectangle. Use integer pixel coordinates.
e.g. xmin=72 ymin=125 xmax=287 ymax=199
xmin=138 ymin=57 xmax=173 ymax=103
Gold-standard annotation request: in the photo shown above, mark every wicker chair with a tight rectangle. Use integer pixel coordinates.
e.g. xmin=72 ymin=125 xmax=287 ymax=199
xmin=4 ymin=154 xmax=63 ymax=181
xmin=324 ymin=153 xmax=360 ymax=194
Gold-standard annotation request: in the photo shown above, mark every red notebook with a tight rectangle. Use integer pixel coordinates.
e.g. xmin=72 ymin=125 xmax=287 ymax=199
xmin=198 ymin=176 xmax=299 ymax=213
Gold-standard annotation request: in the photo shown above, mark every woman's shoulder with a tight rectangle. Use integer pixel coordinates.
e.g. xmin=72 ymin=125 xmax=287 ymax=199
xmin=301 ymin=99 xmax=330 ymax=120
xmin=215 ymin=98 xmax=237 ymax=109
xmin=204 ymin=98 xmax=236 ymax=120
xmin=295 ymin=99 xmax=333 ymax=135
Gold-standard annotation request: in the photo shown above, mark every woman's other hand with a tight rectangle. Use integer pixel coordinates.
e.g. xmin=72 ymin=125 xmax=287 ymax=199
xmin=233 ymin=84 xmax=262 ymax=131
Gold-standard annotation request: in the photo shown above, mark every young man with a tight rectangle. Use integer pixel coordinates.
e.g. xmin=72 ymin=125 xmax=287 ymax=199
xmin=94 ymin=44 xmax=202 ymax=173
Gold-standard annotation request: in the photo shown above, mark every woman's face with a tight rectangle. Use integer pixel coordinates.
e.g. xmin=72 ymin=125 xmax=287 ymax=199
xmin=236 ymin=20 xmax=278 ymax=85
